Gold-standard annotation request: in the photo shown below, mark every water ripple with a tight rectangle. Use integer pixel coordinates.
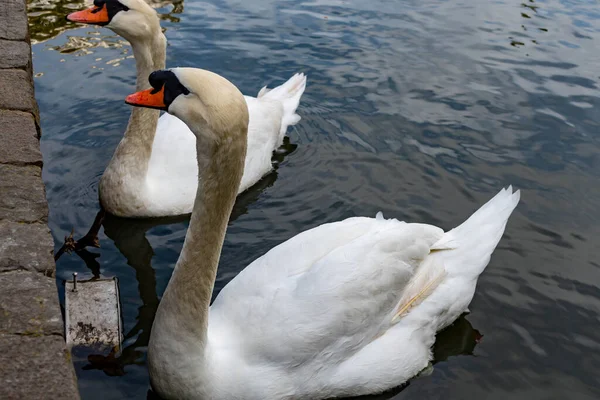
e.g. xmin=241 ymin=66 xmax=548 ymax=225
xmin=30 ymin=0 xmax=600 ymax=398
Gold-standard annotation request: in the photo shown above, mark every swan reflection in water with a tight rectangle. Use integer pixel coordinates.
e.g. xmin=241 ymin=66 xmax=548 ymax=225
xmin=28 ymin=0 xmax=185 ymax=44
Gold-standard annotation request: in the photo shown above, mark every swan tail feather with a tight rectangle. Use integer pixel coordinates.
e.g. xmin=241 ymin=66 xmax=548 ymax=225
xmin=431 ymin=186 xmax=520 ymax=277
xmin=258 ymin=72 xmax=307 ymax=135
xmin=391 ymin=186 xmax=519 ymax=323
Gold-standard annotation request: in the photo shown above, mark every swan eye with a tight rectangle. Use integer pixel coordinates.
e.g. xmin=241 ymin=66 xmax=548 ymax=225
xmin=94 ymin=0 xmax=129 ymax=20
xmin=148 ymin=70 xmax=191 ymax=108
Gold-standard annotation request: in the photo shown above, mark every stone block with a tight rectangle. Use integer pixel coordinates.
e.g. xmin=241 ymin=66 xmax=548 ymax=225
xmin=0 ymin=221 xmax=54 ymax=275
xmin=0 ymin=334 xmax=80 ymax=400
xmin=0 ymin=110 xmax=42 ymax=165
xmin=0 ymin=2 xmax=80 ymax=399
xmin=0 ymin=40 xmax=30 ymax=69
xmin=0 ymin=69 xmax=35 ymax=113
xmin=0 ymin=270 xmax=61 ymax=335
xmin=0 ymin=164 xmax=48 ymax=223
xmin=0 ymin=0 xmax=28 ymax=41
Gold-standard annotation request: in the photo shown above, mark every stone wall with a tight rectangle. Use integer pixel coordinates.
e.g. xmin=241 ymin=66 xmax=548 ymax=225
xmin=0 ymin=0 xmax=80 ymax=398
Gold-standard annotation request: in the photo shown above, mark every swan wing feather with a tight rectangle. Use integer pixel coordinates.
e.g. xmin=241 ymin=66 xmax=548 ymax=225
xmin=210 ymin=216 xmax=444 ymax=367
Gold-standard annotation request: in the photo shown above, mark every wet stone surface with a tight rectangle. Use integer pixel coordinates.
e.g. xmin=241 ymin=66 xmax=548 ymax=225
xmin=0 ymin=0 xmax=79 ymax=398
xmin=0 ymin=334 xmax=80 ymax=400
xmin=0 ymin=164 xmax=49 ymax=223
xmin=0 ymin=40 xmax=30 ymax=69
xmin=0 ymin=221 xmax=55 ymax=275
xmin=0 ymin=70 xmax=36 ymax=113
xmin=0 ymin=110 xmax=42 ymax=165
xmin=0 ymin=0 xmax=28 ymax=41
xmin=0 ymin=270 xmax=63 ymax=335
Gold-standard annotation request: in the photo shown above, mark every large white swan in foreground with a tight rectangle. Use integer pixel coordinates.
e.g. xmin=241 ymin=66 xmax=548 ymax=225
xmin=67 ymin=0 xmax=307 ymax=217
xmin=124 ymin=67 xmax=520 ymax=399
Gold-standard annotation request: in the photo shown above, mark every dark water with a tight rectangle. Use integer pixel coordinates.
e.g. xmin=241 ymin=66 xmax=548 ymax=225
xmin=30 ymin=0 xmax=600 ymax=398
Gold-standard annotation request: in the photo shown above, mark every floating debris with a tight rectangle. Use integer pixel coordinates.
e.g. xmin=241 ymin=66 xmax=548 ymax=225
xmin=65 ymin=276 xmax=123 ymax=350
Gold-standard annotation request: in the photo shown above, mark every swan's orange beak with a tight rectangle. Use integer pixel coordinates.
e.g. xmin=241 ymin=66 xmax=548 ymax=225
xmin=67 ymin=5 xmax=110 ymax=25
xmin=125 ymin=87 xmax=167 ymax=110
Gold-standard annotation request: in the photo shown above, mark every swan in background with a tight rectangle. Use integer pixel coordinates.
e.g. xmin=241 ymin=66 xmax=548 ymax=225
xmin=125 ymin=67 xmax=520 ymax=399
xmin=67 ymin=0 xmax=307 ymax=218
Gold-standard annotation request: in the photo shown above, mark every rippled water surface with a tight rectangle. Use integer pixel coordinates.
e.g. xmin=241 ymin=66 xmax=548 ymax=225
xmin=30 ymin=0 xmax=600 ymax=398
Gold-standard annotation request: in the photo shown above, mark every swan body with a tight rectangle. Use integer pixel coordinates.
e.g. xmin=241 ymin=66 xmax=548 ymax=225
xmin=68 ymin=0 xmax=306 ymax=218
xmin=123 ymin=67 xmax=521 ymax=400
xmin=113 ymin=74 xmax=306 ymax=217
xmin=156 ymin=188 xmax=520 ymax=399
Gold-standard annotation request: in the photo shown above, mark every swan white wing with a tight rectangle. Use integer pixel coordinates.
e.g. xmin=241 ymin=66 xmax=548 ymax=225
xmin=132 ymin=74 xmax=306 ymax=216
xmin=238 ymin=96 xmax=284 ymax=193
xmin=145 ymin=112 xmax=199 ymax=214
xmin=239 ymin=73 xmax=307 ymax=192
xmin=210 ymin=216 xmax=445 ymax=367
xmin=144 ymin=97 xmax=285 ymax=211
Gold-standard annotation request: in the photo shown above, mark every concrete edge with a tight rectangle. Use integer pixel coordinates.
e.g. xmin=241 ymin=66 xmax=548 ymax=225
xmin=0 ymin=1 xmax=81 ymax=399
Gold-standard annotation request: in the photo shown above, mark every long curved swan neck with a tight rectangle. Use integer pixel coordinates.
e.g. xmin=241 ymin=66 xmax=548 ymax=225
xmin=104 ymin=32 xmax=166 ymax=184
xmin=132 ymin=31 xmax=166 ymax=89
xmin=158 ymin=135 xmax=246 ymax=342
xmin=124 ymin=32 xmax=166 ymax=142
xmin=148 ymin=70 xmax=249 ymax=396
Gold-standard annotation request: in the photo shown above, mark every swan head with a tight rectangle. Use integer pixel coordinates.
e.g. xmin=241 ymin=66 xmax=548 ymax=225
xmin=67 ymin=0 xmax=160 ymax=42
xmin=125 ymin=68 xmax=249 ymax=144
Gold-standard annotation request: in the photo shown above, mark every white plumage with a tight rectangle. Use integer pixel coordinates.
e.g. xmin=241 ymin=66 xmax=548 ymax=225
xmin=142 ymin=73 xmax=307 ymax=216
xmin=67 ymin=3 xmax=521 ymax=397
xmin=158 ymin=183 xmax=520 ymax=399
xmin=127 ymin=68 xmax=522 ymax=400
xmin=73 ymin=0 xmax=308 ymax=218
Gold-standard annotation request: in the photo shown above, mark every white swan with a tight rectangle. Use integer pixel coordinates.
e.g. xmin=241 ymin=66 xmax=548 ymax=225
xmin=67 ymin=0 xmax=307 ymax=218
xmin=125 ymin=67 xmax=520 ymax=399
